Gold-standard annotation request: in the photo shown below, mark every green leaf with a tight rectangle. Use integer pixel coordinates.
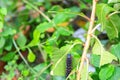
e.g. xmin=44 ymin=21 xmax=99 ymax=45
xmin=18 ymin=64 xmax=24 ymax=71
xmin=0 ymin=37 xmax=5 ymax=48
xmin=109 ymin=67 xmax=120 ymax=80
xmin=96 ymin=3 xmax=114 ymax=30
xmin=110 ymin=14 xmax=120 ymax=30
xmin=110 ymin=43 xmax=120 ymax=61
xmin=105 ymin=22 xmax=118 ymax=40
xmin=72 ymin=46 xmax=81 ymax=68
xmin=51 ymin=48 xmax=66 ymax=76
xmin=46 ymin=37 xmax=57 ymax=46
xmin=4 ymin=39 xmax=12 ymax=51
xmin=100 ymin=51 xmax=117 ymax=66
xmin=36 ymin=22 xmax=54 ymax=33
xmin=0 ymin=52 xmax=15 ymax=62
xmin=57 ymin=27 xmax=73 ymax=36
xmin=27 ymin=49 xmax=36 ymax=63
xmin=28 ymin=22 xmax=54 ymax=46
xmin=92 ymin=36 xmax=117 ymax=67
xmin=0 ymin=48 xmax=3 ymax=55
xmin=90 ymin=54 xmax=100 ymax=67
xmin=44 ymin=46 xmax=54 ymax=58
xmin=96 ymin=4 xmax=120 ymax=39
xmin=84 ymin=0 xmax=92 ymax=3
xmin=49 ymin=5 xmax=63 ymax=11
xmin=88 ymin=76 xmax=93 ymax=80
xmin=92 ymin=38 xmax=104 ymax=55
xmin=46 ymin=31 xmax=60 ymax=46
xmin=105 ymin=14 xmax=120 ymax=39
xmin=0 ymin=21 xmax=3 ymax=29
xmin=33 ymin=63 xmax=47 ymax=72
xmin=16 ymin=33 xmax=27 ymax=48
xmin=99 ymin=65 xmax=114 ymax=80
xmin=53 ymin=13 xmax=69 ymax=24
xmin=0 ymin=8 xmax=7 ymax=16
xmin=22 ymin=69 xmax=29 ymax=77
xmin=51 ymin=45 xmax=72 ymax=76
xmin=53 ymin=76 xmax=65 ymax=80
xmin=28 ymin=29 xmax=40 ymax=47
xmin=1 ymin=28 xmax=16 ymax=36
xmin=114 ymin=3 xmax=120 ymax=10
xmin=108 ymin=0 xmax=120 ymax=3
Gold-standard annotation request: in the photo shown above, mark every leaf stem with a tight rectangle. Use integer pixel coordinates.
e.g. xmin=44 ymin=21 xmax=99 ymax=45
xmin=77 ymin=0 xmax=97 ymax=80
xmin=35 ymin=63 xmax=52 ymax=79
xmin=22 ymin=0 xmax=51 ymax=22
xmin=12 ymin=39 xmax=36 ymax=74
xmin=107 ymin=11 xmax=120 ymax=18
xmin=91 ymin=23 xmax=101 ymax=33
xmin=66 ymin=70 xmax=76 ymax=80
xmin=38 ymin=43 xmax=46 ymax=62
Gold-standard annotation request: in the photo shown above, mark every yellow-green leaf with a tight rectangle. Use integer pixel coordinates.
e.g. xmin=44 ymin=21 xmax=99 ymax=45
xmin=0 ymin=8 xmax=7 ymax=16
xmin=108 ymin=0 xmax=120 ymax=3
xmin=27 ymin=49 xmax=36 ymax=63
xmin=92 ymin=36 xmax=117 ymax=67
xmin=100 ymin=51 xmax=117 ymax=66
xmin=96 ymin=3 xmax=114 ymax=30
xmin=92 ymin=37 xmax=104 ymax=55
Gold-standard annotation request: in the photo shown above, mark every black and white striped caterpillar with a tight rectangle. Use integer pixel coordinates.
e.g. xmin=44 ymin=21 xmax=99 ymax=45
xmin=66 ymin=54 xmax=72 ymax=78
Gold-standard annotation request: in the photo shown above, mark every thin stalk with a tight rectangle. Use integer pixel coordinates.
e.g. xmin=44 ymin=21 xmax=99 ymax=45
xmin=107 ymin=11 xmax=120 ymax=18
xmin=35 ymin=63 xmax=52 ymax=79
xmin=91 ymin=23 xmax=101 ymax=33
xmin=77 ymin=0 xmax=97 ymax=80
xmin=22 ymin=0 xmax=51 ymax=22
xmin=66 ymin=70 xmax=76 ymax=80
xmin=12 ymin=39 xmax=36 ymax=74
xmin=38 ymin=43 xmax=46 ymax=62
xmin=22 ymin=0 xmax=57 ymax=29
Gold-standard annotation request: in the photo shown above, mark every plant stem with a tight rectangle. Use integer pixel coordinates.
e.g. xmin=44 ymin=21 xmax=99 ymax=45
xmin=22 ymin=0 xmax=51 ymax=22
xmin=91 ymin=23 xmax=101 ymax=33
xmin=107 ymin=11 xmax=120 ymax=18
xmin=66 ymin=70 xmax=76 ymax=80
xmin=12 ymin=39 xmax=36 ymax=74
xmin=38 ymin=43 xmax=46 ymax=62
xmin=35 ymin=63 xmax=52 ymax=79
xmin=77 ymin=0 xmax=97 ymax=80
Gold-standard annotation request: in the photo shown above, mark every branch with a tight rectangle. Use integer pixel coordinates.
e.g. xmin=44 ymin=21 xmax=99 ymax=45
xmin=77 ymin=0 xmax=97 ymax=80
xmin=91 ymin=23 xmax=101 ymax=33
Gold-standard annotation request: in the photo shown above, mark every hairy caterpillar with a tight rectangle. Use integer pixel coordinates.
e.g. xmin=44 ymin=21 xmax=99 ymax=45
xmin=66 ymin=54 xmax=72 ymax=78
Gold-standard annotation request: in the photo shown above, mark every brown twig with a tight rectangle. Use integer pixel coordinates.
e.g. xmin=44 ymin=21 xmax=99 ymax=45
xmin=77 ymin=0 xmax=97 ymax=80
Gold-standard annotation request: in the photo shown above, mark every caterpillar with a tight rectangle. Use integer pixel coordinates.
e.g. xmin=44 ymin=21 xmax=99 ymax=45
xmin=66 ymin=54 xmax=72 ymax=78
